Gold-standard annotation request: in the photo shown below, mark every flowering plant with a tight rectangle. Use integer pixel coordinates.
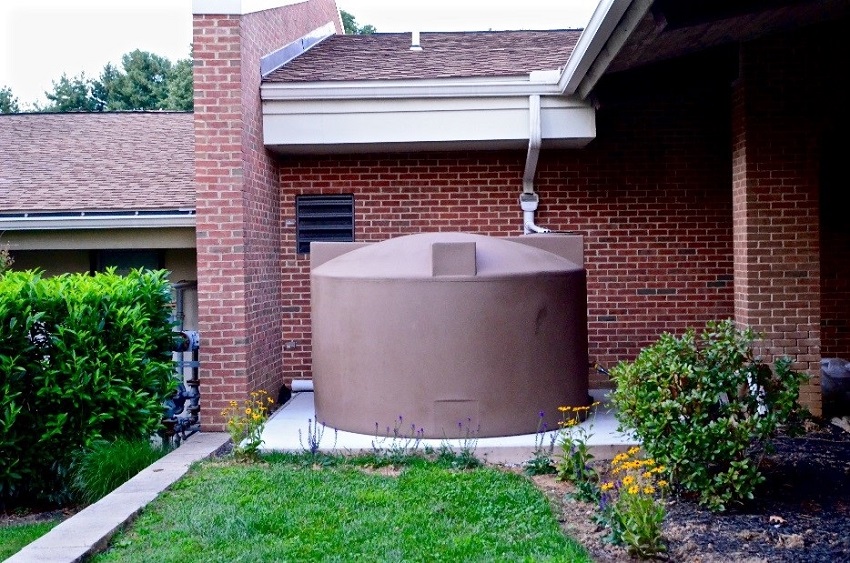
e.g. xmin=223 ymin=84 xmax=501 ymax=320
xmin=598 ymin=446 xmax=667 ymax=558
xmin=556 ymin=401 xmax=601 ymax=502
xmin=221 ymin=390 xmax=275 ymax=461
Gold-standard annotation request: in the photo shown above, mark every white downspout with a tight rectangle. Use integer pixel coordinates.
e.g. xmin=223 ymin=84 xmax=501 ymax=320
xmin=521 ymin=94 xmax=550 ymax=234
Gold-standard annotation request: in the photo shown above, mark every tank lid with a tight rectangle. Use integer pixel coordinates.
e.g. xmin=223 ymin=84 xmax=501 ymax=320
xmin=313 ymin=232 xmax=582 ymax=279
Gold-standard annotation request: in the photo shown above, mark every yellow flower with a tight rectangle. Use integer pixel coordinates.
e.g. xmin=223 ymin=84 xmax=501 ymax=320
xmin=622 ymin=476 xmax=635 ymax=486
xmin=657 ymin=480 xmax=669 ymax=488
xmin=643 ymin=485 xmax=655 ymax=495
xmin=558 ymin=406 xmax=569 ymax=412
xmin=628 ymin=446 xmax=640 ymax=456
xmin=657 ymin=465 xmax=666 ymax=473
xmin=645 ymin=459 xmax=655 ymax=466
xmin=642 ymin=471 xmax=653 ymax=479
xmin=230 ymin=401 xmax=237 ymax=407
xmin=628 ymin=485 xmax=639 ymax=495
xmin=601 ymin=482 xmax=614 ymax=491
xmin=245 ymin=408 xmax=252 ymax=415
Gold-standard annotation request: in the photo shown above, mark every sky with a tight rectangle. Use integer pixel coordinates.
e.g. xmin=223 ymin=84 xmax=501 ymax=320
xmin=0 ymin=0 xmax=599 ymax=110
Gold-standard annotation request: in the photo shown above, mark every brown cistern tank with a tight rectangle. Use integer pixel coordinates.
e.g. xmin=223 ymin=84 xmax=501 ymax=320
xmin=310 ymin=232 xmax=589 ymax=438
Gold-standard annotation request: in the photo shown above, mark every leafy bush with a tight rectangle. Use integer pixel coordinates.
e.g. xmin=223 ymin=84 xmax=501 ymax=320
xmin=71 ymin=438 xmax=170 ymax=504
xmin=610 ymin=320 xmax=808 ymax=511
xmin=0 ymin=269 xmax=176 ymax=506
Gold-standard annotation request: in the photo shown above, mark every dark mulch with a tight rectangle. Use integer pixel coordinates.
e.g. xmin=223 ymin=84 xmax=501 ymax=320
xmin=535 ymin=421 xmax=850 ymax=562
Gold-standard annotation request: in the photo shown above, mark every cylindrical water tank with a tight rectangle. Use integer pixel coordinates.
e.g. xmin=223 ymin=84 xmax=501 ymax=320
xmin=311 ymin=232 xmax=589 ymax=438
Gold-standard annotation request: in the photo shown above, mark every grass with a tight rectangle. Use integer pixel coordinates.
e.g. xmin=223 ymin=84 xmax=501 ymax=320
xmin=72 ymin=438 xmax=170 ymax=504
xmin=0 ymin=519 xmax=62 ymax=560
xmin=93 ymin=454 xmax=591 ymax=562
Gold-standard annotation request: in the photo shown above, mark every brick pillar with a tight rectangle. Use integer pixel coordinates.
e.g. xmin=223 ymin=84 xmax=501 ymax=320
xmin=732 ymin=40 xmax=821 ymax=415
xmin=193 ymin=0 xmax=342 ymax=428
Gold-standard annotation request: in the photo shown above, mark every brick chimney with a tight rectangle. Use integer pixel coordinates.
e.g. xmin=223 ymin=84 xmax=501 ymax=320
xmin=192 ymin=0 xmax=342 ymax=429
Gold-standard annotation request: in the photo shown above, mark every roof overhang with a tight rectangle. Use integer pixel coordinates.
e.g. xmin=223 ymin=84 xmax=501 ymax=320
xmin=261 ymin=73 xmax=596 ymax=155
xmin=0 ymin=210 xmax=196 ymax=231
xmin=557 ymin=0 xmax=654 ymax=98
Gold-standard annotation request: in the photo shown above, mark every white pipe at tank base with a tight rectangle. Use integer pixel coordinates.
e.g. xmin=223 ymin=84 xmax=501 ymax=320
xmin=291 ymin=379 xmax=314 ymax=392
xmin=524 ymin=210 xmax=551 ymax=234
xmin=521 ymin=94 xmax=551 ymax=235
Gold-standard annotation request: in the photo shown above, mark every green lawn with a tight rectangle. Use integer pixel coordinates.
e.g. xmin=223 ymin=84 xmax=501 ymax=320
xmin=93 ymin=455 xmax=590 ymax=562
xmin=0 ymin=519 xmax=61 ymax=560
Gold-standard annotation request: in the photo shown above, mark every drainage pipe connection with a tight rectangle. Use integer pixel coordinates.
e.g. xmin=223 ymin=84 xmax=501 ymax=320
xmin=521 ymin=94 xmax=551 ymax=234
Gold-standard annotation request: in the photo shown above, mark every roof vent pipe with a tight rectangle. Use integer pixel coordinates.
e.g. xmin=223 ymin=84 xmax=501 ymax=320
xmin=521 ymin=94 xmax=551 ymax=234
xmin=410 ymin=31 xmax=423 ymax=51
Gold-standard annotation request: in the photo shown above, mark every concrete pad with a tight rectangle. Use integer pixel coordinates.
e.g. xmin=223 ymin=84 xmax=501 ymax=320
xmin=5 ymin=431 xmax=230 ymax=563
xmin=259 ymin=390 xmax=637 ymax=464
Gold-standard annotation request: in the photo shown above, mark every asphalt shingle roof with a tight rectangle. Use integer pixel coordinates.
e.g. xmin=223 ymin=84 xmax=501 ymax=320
xmin=0 ymin=112 xmax=194 ymax=213
xmin=264 ymin=30 xmax=582 ymax=83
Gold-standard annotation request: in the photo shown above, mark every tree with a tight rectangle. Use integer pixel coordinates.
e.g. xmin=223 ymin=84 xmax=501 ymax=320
xmin=102 ymin=50 xmax=173 ymax=110
xmin=40 ymin=49 xmax=193 ymax=112
xmin=0 ymin=86 xmax=19 ymax=114
xmin=341 ymin=10 xmax=376 ymax=34
xmin=164 ymin=58 xmax=193 ymax=111
xmin=42 ymin=73 xmax=100 ymax=112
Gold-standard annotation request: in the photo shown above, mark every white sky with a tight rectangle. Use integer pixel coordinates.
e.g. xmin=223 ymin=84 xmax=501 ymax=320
xmin=0 ymin=0 xmax=599 ymax=110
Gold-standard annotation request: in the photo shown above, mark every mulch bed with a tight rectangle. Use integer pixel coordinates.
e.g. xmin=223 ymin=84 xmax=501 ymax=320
xmin=534 ymin=421 xmax=850 ymax=562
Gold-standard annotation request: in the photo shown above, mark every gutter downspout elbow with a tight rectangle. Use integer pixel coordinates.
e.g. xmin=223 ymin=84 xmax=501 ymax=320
xmin=521 ymin=94 xmax=550 ymax=234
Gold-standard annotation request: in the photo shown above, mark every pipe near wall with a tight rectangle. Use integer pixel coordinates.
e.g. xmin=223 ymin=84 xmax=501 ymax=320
xmin=521 ymin=94 xmax=551 ymax=234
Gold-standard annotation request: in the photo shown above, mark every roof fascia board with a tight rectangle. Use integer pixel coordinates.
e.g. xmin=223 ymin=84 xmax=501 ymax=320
xmin=575 ymin=0 xmax=654 ymax=99
xmin=0 ymin=214 xmax=196 ymax=231
xmin=558 ymin=0 xmax=652 ymax=97
xmin=558 ymin=0 xmax=631 ymax=95
xmin=192 ymin=0 xmax=306 ymax=15
xmin=261 ymin=23 xmax=336 ymax=77
xmin=261 ymin=75 xmax=564 ymax=101
xmin=262 ymin=95 xmax=595 ymax=153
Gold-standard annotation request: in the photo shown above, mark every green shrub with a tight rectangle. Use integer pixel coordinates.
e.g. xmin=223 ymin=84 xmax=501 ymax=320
xmin=71 ymin=438 xmax=169 ymax=504
xmin=0 ymin=269 xmax=176 ymax=506
xmin=610 ymin=320 xmax=808 ymax=511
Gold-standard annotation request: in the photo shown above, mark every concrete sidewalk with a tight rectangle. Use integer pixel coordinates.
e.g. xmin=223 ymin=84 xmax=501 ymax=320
xmin=260 ymin=389 xmax=637 ymax=464
xmin=5 ymin=432 xmax=230 ymax=563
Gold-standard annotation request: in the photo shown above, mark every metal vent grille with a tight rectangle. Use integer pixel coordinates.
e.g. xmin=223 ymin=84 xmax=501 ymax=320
xmin=296 ymin=194 xmax=355 ymax=254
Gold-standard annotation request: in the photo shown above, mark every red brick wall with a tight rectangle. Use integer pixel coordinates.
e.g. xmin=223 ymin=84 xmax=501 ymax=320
xmin=193 ymin=0 xmax=342 ymax=428
xmin=732 ymin=32 xmax=825 ymax=414
xmin=279 ymin=86 xmax=735 ymax=389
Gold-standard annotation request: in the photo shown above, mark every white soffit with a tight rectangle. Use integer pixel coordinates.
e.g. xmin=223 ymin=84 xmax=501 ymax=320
xmin=263 ymin=95 xmax=596 ymax=154
xmin=193 ymin=0 xmax=306 ymax=15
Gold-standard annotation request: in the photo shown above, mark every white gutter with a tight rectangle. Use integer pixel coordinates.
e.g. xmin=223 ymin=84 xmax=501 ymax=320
xmin=558 ymin=0 xmax=653 ymax=98
xmin=520 ymin=94 xmax=550 ymax=235
xmin=261 ymin=74 xmax=565 ymax=101
xmin=0 ymin=212 xmax=196 ymax=231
